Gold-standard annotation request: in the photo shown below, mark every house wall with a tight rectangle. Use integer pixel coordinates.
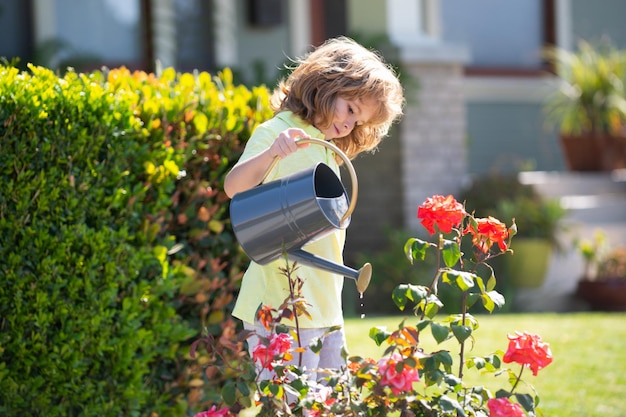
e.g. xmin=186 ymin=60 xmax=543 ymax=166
xmin=571 ymin=0 xmax=626 ymax=46
xmin=53 ymin=0 xmax=142 ymax=64
xmin=234 ymin=0 xmax=292 ymax=86
xmin=465 ymin=102 xmax=565 ymax=174
xmin=346 ymin=0 xmax=386 ymax=35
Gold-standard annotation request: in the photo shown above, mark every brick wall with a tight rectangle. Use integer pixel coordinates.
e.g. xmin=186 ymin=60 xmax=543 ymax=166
xmin=400 ymin=60 xmax=467 ymax=231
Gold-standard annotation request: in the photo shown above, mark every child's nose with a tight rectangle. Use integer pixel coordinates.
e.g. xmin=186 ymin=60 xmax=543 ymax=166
xmin=344 ymin=115 xmax=357 ymax=129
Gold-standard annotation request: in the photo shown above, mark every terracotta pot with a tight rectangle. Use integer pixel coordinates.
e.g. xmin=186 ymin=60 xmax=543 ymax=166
xmin=560 ymin=134 xmax=626 ymax=171
xmin=599 ymin=134 xmax=626 ymax=170
xmin=576 ymin=278 xmax=626 ymax=311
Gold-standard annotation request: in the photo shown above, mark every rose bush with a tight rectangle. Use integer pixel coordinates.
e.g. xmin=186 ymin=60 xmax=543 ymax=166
xmin=192 ymin=194 xmax=553 ymax=416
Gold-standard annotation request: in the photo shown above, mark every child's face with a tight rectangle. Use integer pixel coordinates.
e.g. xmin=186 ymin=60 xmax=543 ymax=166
xmin=315 ymin=97 xmax=378 ymax=140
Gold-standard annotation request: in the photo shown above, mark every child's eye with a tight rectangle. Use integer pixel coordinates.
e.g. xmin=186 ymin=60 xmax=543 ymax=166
xmin=348 ymin=105 xmax=354 ymax=114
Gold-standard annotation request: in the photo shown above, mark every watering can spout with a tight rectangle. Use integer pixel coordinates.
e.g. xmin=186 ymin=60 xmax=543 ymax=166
xmin=289 ymin=249 xmax=372 ymax=294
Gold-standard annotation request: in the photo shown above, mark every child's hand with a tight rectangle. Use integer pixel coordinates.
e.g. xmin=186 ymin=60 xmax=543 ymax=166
xmin=269 ymin=128 xmax=310 ymax=159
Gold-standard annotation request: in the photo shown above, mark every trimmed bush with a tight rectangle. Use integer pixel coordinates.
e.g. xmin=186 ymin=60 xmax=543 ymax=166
xmin=0 ymin=64 xmax=272 ymax=416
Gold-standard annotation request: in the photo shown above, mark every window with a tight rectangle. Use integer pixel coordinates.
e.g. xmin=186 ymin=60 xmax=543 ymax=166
xmin=440 ymin=0 xmax=554 ymax=75
xmin=0 ymin=1 xmax=34 ymax=66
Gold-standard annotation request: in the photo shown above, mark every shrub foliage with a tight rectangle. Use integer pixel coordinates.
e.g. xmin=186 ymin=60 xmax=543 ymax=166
xmin=0 ymin=64 xmax=272 ymax=416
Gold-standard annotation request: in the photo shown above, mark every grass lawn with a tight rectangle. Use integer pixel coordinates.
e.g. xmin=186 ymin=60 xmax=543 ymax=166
xmin=345 ymin=312 xmax=626 ymax=417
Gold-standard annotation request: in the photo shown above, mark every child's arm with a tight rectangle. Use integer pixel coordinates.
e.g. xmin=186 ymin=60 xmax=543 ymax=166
xmin=224 ymin=128 xmax=309 ymax=198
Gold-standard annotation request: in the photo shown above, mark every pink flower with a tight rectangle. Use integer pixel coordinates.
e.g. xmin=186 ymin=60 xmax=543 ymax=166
xmin=306 ymin=386 xmax=336 ymax=417
xmin=503 ymin=331 xmax=553 ymax=376
xmin=194 ymin=405 xmax=236 ymax=417
xmin=377 ymin=353 xmax=420 ymax=395
xmin=252 ymin=332 xmax=294 ymax=371
xmin=487 ymin=398 xmax=525 ymax=417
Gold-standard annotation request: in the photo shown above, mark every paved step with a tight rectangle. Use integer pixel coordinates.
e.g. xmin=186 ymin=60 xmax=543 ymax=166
xmin=560 ymin=194 xmax=626 ymax=223
xmin=519 ymin=169 xmax=626 ymax=223
xmin=519 ymin=169 xmax=626 ymax=197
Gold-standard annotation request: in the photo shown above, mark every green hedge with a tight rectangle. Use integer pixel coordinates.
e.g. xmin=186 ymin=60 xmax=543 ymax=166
xmin=0 ymin=64 xmax=272 ymax=416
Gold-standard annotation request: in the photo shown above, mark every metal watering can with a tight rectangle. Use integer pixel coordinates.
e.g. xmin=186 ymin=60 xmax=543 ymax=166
xmin=229 ymin=138 xmax=372 ymax=294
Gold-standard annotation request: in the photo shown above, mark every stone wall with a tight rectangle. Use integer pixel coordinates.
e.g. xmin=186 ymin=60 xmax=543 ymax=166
xmin=400 ymin=59 xmax=467 ymax=231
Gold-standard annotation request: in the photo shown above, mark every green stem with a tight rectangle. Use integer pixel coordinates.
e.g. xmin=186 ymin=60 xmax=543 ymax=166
xmin=458 ymin=291 xmax=468 ymax=380
xmin=285 ymin=260 xmax=304 ymax=367
xmin=510 ymin=365 xmax=524 ymax=394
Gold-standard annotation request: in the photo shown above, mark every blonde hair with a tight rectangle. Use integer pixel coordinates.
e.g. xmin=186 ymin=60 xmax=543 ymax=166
xmin=270 ymin=37 xmax=405 ymax=160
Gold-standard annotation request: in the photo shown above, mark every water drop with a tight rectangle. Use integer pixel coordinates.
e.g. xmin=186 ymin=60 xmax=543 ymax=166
xmin=358 ymin=292 xmax=366 ymax=319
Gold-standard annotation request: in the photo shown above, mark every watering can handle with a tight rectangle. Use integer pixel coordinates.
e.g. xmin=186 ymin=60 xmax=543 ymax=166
xmin=260 ymin=137 xmax=358 ymax=224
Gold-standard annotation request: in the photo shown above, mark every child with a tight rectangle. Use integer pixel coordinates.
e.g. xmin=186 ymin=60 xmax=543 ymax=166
xmin=224 ymin=36 xmax=404 ymax=379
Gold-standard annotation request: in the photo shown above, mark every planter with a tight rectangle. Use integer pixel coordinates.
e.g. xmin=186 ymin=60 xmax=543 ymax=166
xmin=560 ymin=134 xmax=626 ymax=171
xmin=576 ymin=278 xmax=626 ymax=311
xmin=504 ymin=238 xmax=553 ymax=288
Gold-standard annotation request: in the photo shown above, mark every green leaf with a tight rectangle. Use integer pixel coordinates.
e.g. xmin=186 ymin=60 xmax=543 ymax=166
xmin=451 ymin=324 xmax=473 ymax=343
xmin=486 ymin=266 xmax=497 ymax=291
xmin=416 ymin=319 xmax=431 ymax=332
xmin=404 ymin=237 xmax=430 ymax=264
xmin=423 ymin=295 xmax=442 ymax=318
xmin=430 ymin=322 xmax=451 ymax=344
xmin=515 ymin=393 xmax=536 ymax=413
xmin=468 ymin=357 xmax=485 ymax=369
xmin=474 ymin=275 xmax=486 ymax=293
xmin=392 ymin=285 xmax=408 ymax=310
xmin=481 ymin=290 xmax=506 ymax=312
xmin=309 ymin=337 xmax=323 ymax=354
xmin=442 ymin=270 xmax=476 ymax=291
xmin=369 ymin=326 xmax=391 ymax=346
xmin=442 ymin=239 xmax=462 ymax=267
xmin=480 ymin=293 xmax=495 ymax=313
xmin=443 ymin=373 xmax=462 ymax=388
xmin=268 ymin=382 xmax=283 ymax=397
xmin=237 ymin=381 xmax=251 ymax=397
xmin=495 ymin=389 xmax=511 ymax=398
xmin=439 ymin=395 xmax=466 ymax=416
xmin=466 ymin=292 xmax=481 ymax=309
xmin=392 ymin=284 xmax=428 ymax=310
xmin=222 ymin=381 xmax=237 ymax=405
xmin=434 ymin=351 xmax=454 ymax=371
xmin=423 ymin=368 xmax=445 ymax=386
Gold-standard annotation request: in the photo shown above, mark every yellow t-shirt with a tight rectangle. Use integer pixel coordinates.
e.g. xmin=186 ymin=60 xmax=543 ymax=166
xmin=231 ymin=111 xmax=347 ymax=328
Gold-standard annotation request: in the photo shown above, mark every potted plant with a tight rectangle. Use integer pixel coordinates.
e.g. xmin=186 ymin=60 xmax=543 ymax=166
xmin=459 ymin=174 xmax=567 ymax=289
xmin=544 ymin=39 xmax=626 ymax=171
xmin=575 ymin=230 xmax=626 ymax=311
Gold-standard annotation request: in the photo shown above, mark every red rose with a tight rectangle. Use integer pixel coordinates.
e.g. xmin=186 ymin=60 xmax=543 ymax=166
xmin=417 ymin=195 xmax=466 ymax=235
xmin=464 ymin=216 xmax=509 ymax=253
xmin=503 ymin=331 xmax=553 ymax=376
